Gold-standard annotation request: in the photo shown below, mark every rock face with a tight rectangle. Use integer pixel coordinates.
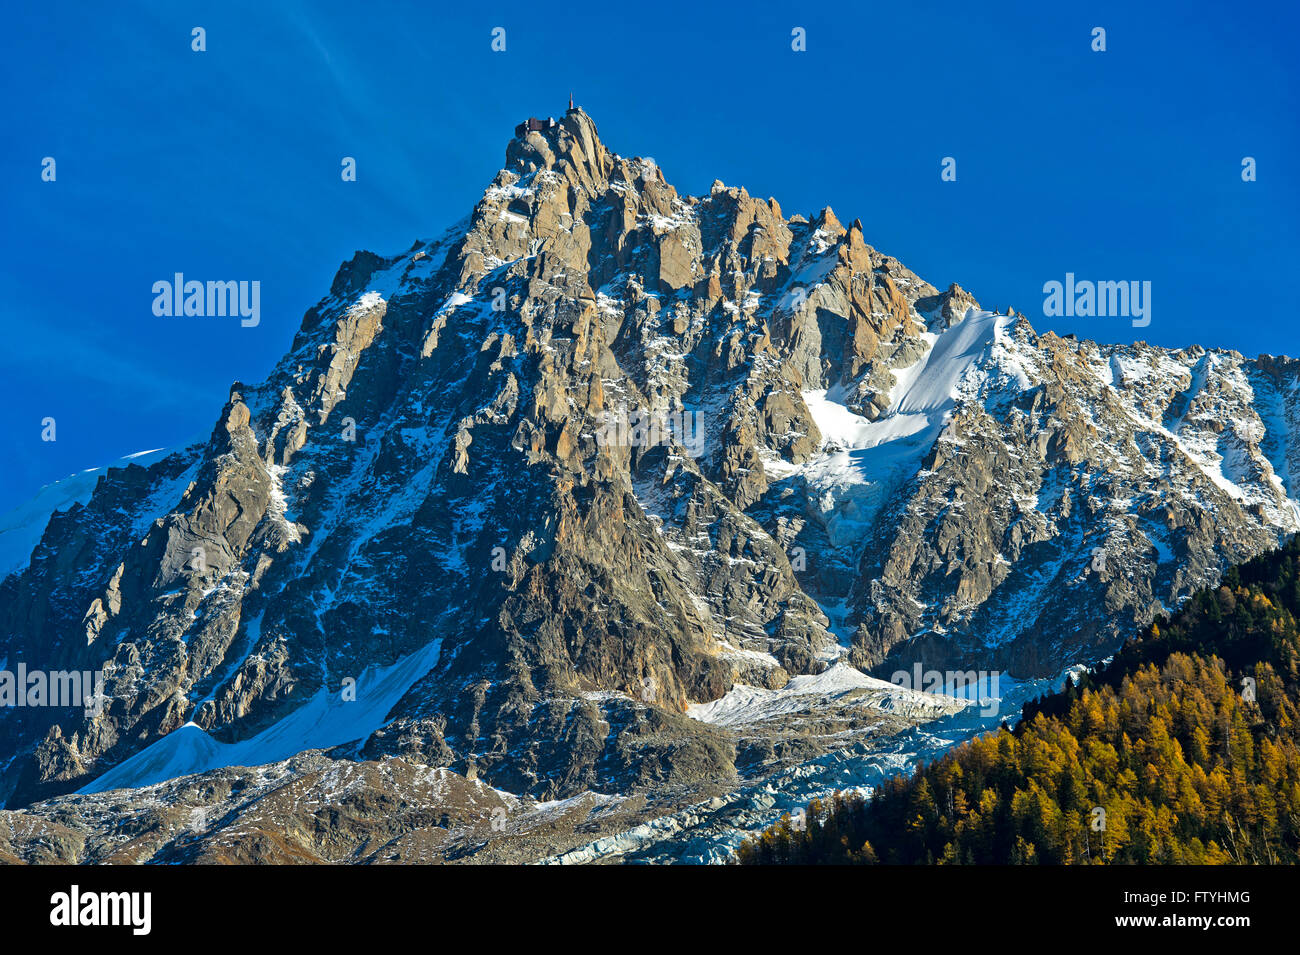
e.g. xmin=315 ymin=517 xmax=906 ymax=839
xmin=0 ymin=753 xmax=648 ymax=864
xmin=0 ymin=107 xmax=1297 ymax=830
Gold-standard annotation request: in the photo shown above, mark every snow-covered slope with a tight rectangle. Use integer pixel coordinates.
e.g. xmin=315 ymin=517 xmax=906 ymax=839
xmin=0 ymin=449 xmax=169 ymax=579
xmin=83 ymin=639 xmax=442 ymax=793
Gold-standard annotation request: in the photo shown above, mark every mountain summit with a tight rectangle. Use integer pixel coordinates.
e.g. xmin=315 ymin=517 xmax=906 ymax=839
xmin=1 ymin=110 xmax=1296 ymax=840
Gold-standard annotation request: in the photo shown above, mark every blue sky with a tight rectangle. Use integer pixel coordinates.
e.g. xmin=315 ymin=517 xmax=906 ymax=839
xmin=1 ymin=0 xmax=1296 ymax=514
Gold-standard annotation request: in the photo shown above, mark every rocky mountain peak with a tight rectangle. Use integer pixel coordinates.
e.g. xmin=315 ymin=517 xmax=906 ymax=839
xmin=0 ymin=108 xmax=1297 ymax=821
xmin=504 ymin=105 xmax=612 ymax=193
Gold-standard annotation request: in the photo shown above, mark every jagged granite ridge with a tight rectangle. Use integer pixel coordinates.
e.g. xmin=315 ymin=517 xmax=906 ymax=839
xmin=1 ymin=107 xmax=1296 ymax=822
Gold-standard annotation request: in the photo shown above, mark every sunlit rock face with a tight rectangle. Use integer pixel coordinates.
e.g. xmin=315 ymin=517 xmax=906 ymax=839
xmin=0 ymin=109 xmax=1295 ymax=838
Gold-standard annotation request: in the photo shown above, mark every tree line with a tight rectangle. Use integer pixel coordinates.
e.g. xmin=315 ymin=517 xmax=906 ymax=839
xmin=738 ymin=535 xmax=1300 ymax=864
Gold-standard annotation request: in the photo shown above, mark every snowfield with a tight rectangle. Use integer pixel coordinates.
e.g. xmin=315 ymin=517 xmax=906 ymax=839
xmin=0 ymin=448 xmax=171 ymax=580
xmin=81 ymin=639 xmax=443 ymax=794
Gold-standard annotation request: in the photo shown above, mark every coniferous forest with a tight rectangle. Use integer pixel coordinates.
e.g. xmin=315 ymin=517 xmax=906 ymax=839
xmin=739 ymin=536 xmax=1300 ymax=864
